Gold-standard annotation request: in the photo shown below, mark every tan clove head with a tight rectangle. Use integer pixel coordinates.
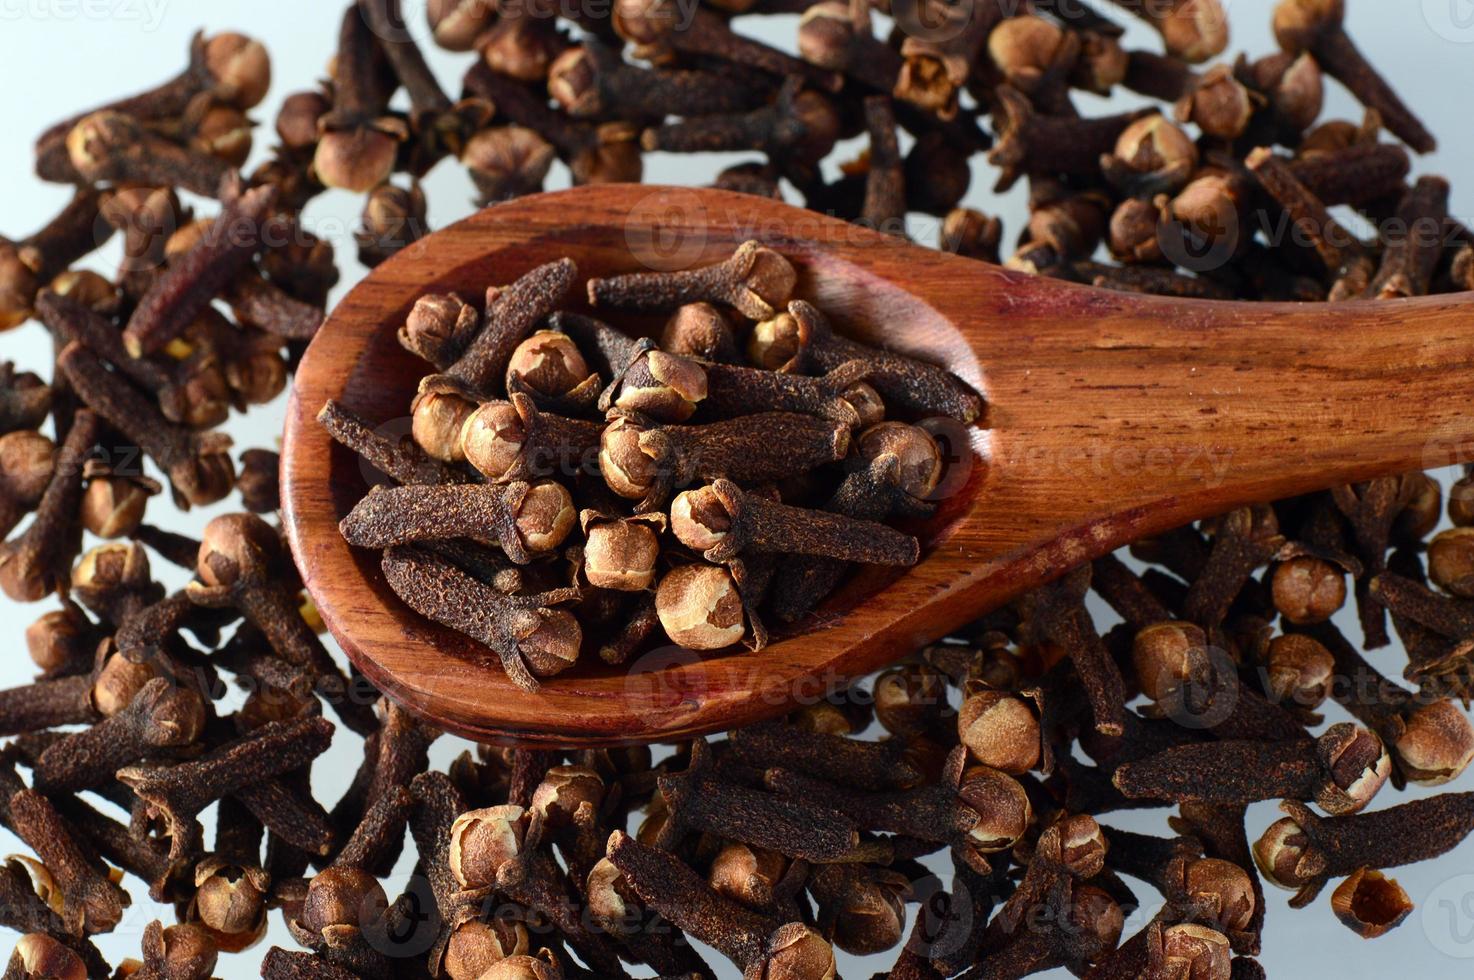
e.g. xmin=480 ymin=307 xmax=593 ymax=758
xmin=1264 ymin=633 xmax=1336 ymax=711
xmin=957 ymin=690 xmax=1041 ymax=775
xmin=1271 ymin=555 xmax=1347 ymax=623
xmin=1183 ymin=857 xmax=1256 ymax=933
xmin=1330 ymin=868 xmax=1412 ymax=939
xmin=314 ymin=127 xmax=401 ymax=194
xmin=1316 ymin=723 xmax=1390 ymax=815
xmin=507 ymin=330 xmax=592 ymax=399
xmin=518 ymin=609 xmax=582 ymax=677
xmin=957 ymin=765 xmax=1032 ymax=861
xmin=205 ymin=32 xmax=272 ymax=108
xmin=6 ymin=934 xmax=86 ymax=980
xmin=298 ymin=867 xmax=388 ymax=940
xmin=727 ymin=241 xmax=798 ymax=321
xmin=0 ymin=431 xmax=56 ymax=504
xmin=1153 ymin=923 xmax=1232 ymax=980
xmin=531 ymin=765 xmax=605 ymax=827
xmin=1395 ymin=698 xmax=1474 ymax=784
xmin=196 ymin=513 xmax=280 ymax=587
xmin=449 ymin=805 xmax=530 ymax=891
xmin=460 ymin=401 xmax=526 ymax=483
xmin=857 ymin=423 xmax=942 ymax=499
xmin=1252 ymin=815 xmax=1322 ymax=891
xmin=655 ymin=563 xmax=745 ymax=650
xmin=708 ymin=841 xmax=789 ymax=910
xmin=443 ymin=919 xmax=530 ymax=980
xmin=515 ymin=482 xmax=577 ymax=554
xmin=669 ymin=485 xmax=733 ymax=554
xmin=614 ymin=350 xmax=707 ymax=422
xmin=760 ymin=922 xmax=837 ymax=980
xmin=598 ymin=416 xmax=659 ymax=500
xmin=582 ymin=513 xmax=664 ymax=591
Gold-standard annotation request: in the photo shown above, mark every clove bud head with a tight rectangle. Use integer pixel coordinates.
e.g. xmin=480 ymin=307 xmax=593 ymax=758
xmin=957 ymin=689 xmax=1041 ymax=775
xmin=662 ymin=302 xmax=737 ymax=363
xmin=1153 ymin=923 xmax=1232 ymax=980
xmin=531 ymin=765 xmax=605 ymax=828
xmin=1272 ymin=0 xmax=1344 ymax=53
xmin=518 ymin=609 xmax=582 ymax=677
xmin=655 ymin=563 xmax=745 ymax=650
xmin=0 ymin=431 xmax=56 ymax=503
xmin=856 ymin=423 xmax=942 ymax=500
xmin=1329 ymin=868 xmax=1412 ymax=939
xmin=192 ymin=857 xmax=268 ymax=941
xmin=476 ymin=952 xmax=563 ymax=980
xmin=314 ymin=127 xmax=401 ymax=194
xmin=25 ymin=606 xmax=90 ymax=675
xmin=1428 ymin=528 xmax=1474 ymax=598
xmin=1183 ymin=857 xmax=1256 ymax=933
xmin=461 ymin=126 xmax=556 ymax=203
xmin=205 ymin=32 xmax=272 ymax=108
xmin=507 ymin=330 xmax=592 ymax=400
xmin=1271 ymin=555 xmax=1347 ymax=623
xmin=80 ymin=475 xmax=154 ymax=539
xmin=1265 ymin=633 xmax=1336 ymax=710
xmin=586 ymin=858 xmax=638 ymax=933
xmin=1252 ymin=815 xmax=1322 ymax=890
xmin=275 ymin=90 xmax=330 ymax=152
xmin=613 ymin=350 xmax=707 ymax=422
xmin=443 ymin=919 xmax=530 ymax=980
xmin=0 ymin=246 xmax=40 ymax=330
xmin=957 ymin=764 xmax=1032 ymax=859
xmin=598 ymin=416 xmax=659 ymax=501
xmin=1132 ymin=621 xmax=1208 ymax=703
xmin=460 ymin=401 xmax=525 ymax=483
xmin=669 ymin=485 xmax=732 ymax=554
xmin=197 ymin=512 xmax=279 ymax=587
xmin=6 ymin=934 xmax=85 ymax=980
xmin=748 ymin=311 xmax=805 ymax=371
xmin=726 ymin=241 xmax=798 ymax=321
xmin=1394 ymin=699 xmax=1474 ymax=785
xmin=708 ymin=841 xmax=790 ymax=909
xmin=582 ymin=513 xmax=664 ymax=591
xmin=760 ymin=922 xmax=837 ymax=980
xmin=299 ymin=867 xmax=388 ymax=939
xmin=1316 ymin=723 xmax=1391 ymax=815
xmin=450 ymin=805 xmax=530 ymax=890
xmin=517 ymin=482 xmax=577 ymax=554
xmin=1040 ymin=813 xmax=1108 ymax=878
xmin=92 ymin=652 xmax=159 ymax=717
xmin=413 ymin=391 xmax=477 ymax=463
xmin=826 ymin=869 xmax=908 ymax=955
xmin=428 ymin=0 xmax=497 ymax=51
xmin=402 ymin=292 xmax=478 ymax=369
xmin=170 ymin=449 xmax=238 ymax=509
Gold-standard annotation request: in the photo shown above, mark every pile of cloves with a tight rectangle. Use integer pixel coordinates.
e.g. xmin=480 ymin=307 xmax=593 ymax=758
xmin=3 ymin=0 xmax=1474 ymax=976
xmin=325 ymin=242 xmax=979 ymax=685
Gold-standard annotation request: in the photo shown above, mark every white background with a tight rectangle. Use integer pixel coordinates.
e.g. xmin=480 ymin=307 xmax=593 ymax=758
xmin=3 ymin=0 xmax=1474 ymax=976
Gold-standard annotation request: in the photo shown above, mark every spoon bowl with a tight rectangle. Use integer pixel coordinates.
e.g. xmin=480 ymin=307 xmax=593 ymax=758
xmin=283 ymin=184 xmax=1474 ymax=746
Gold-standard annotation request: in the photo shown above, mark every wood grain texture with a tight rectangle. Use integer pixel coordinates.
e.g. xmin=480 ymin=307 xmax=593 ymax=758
xmin=282 ymin=184 xmax=1474 ymax=746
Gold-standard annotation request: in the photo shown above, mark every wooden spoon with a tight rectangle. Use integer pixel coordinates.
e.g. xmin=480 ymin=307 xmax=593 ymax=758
xmin=282 ymin=184 xmax=1474 ymax=746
